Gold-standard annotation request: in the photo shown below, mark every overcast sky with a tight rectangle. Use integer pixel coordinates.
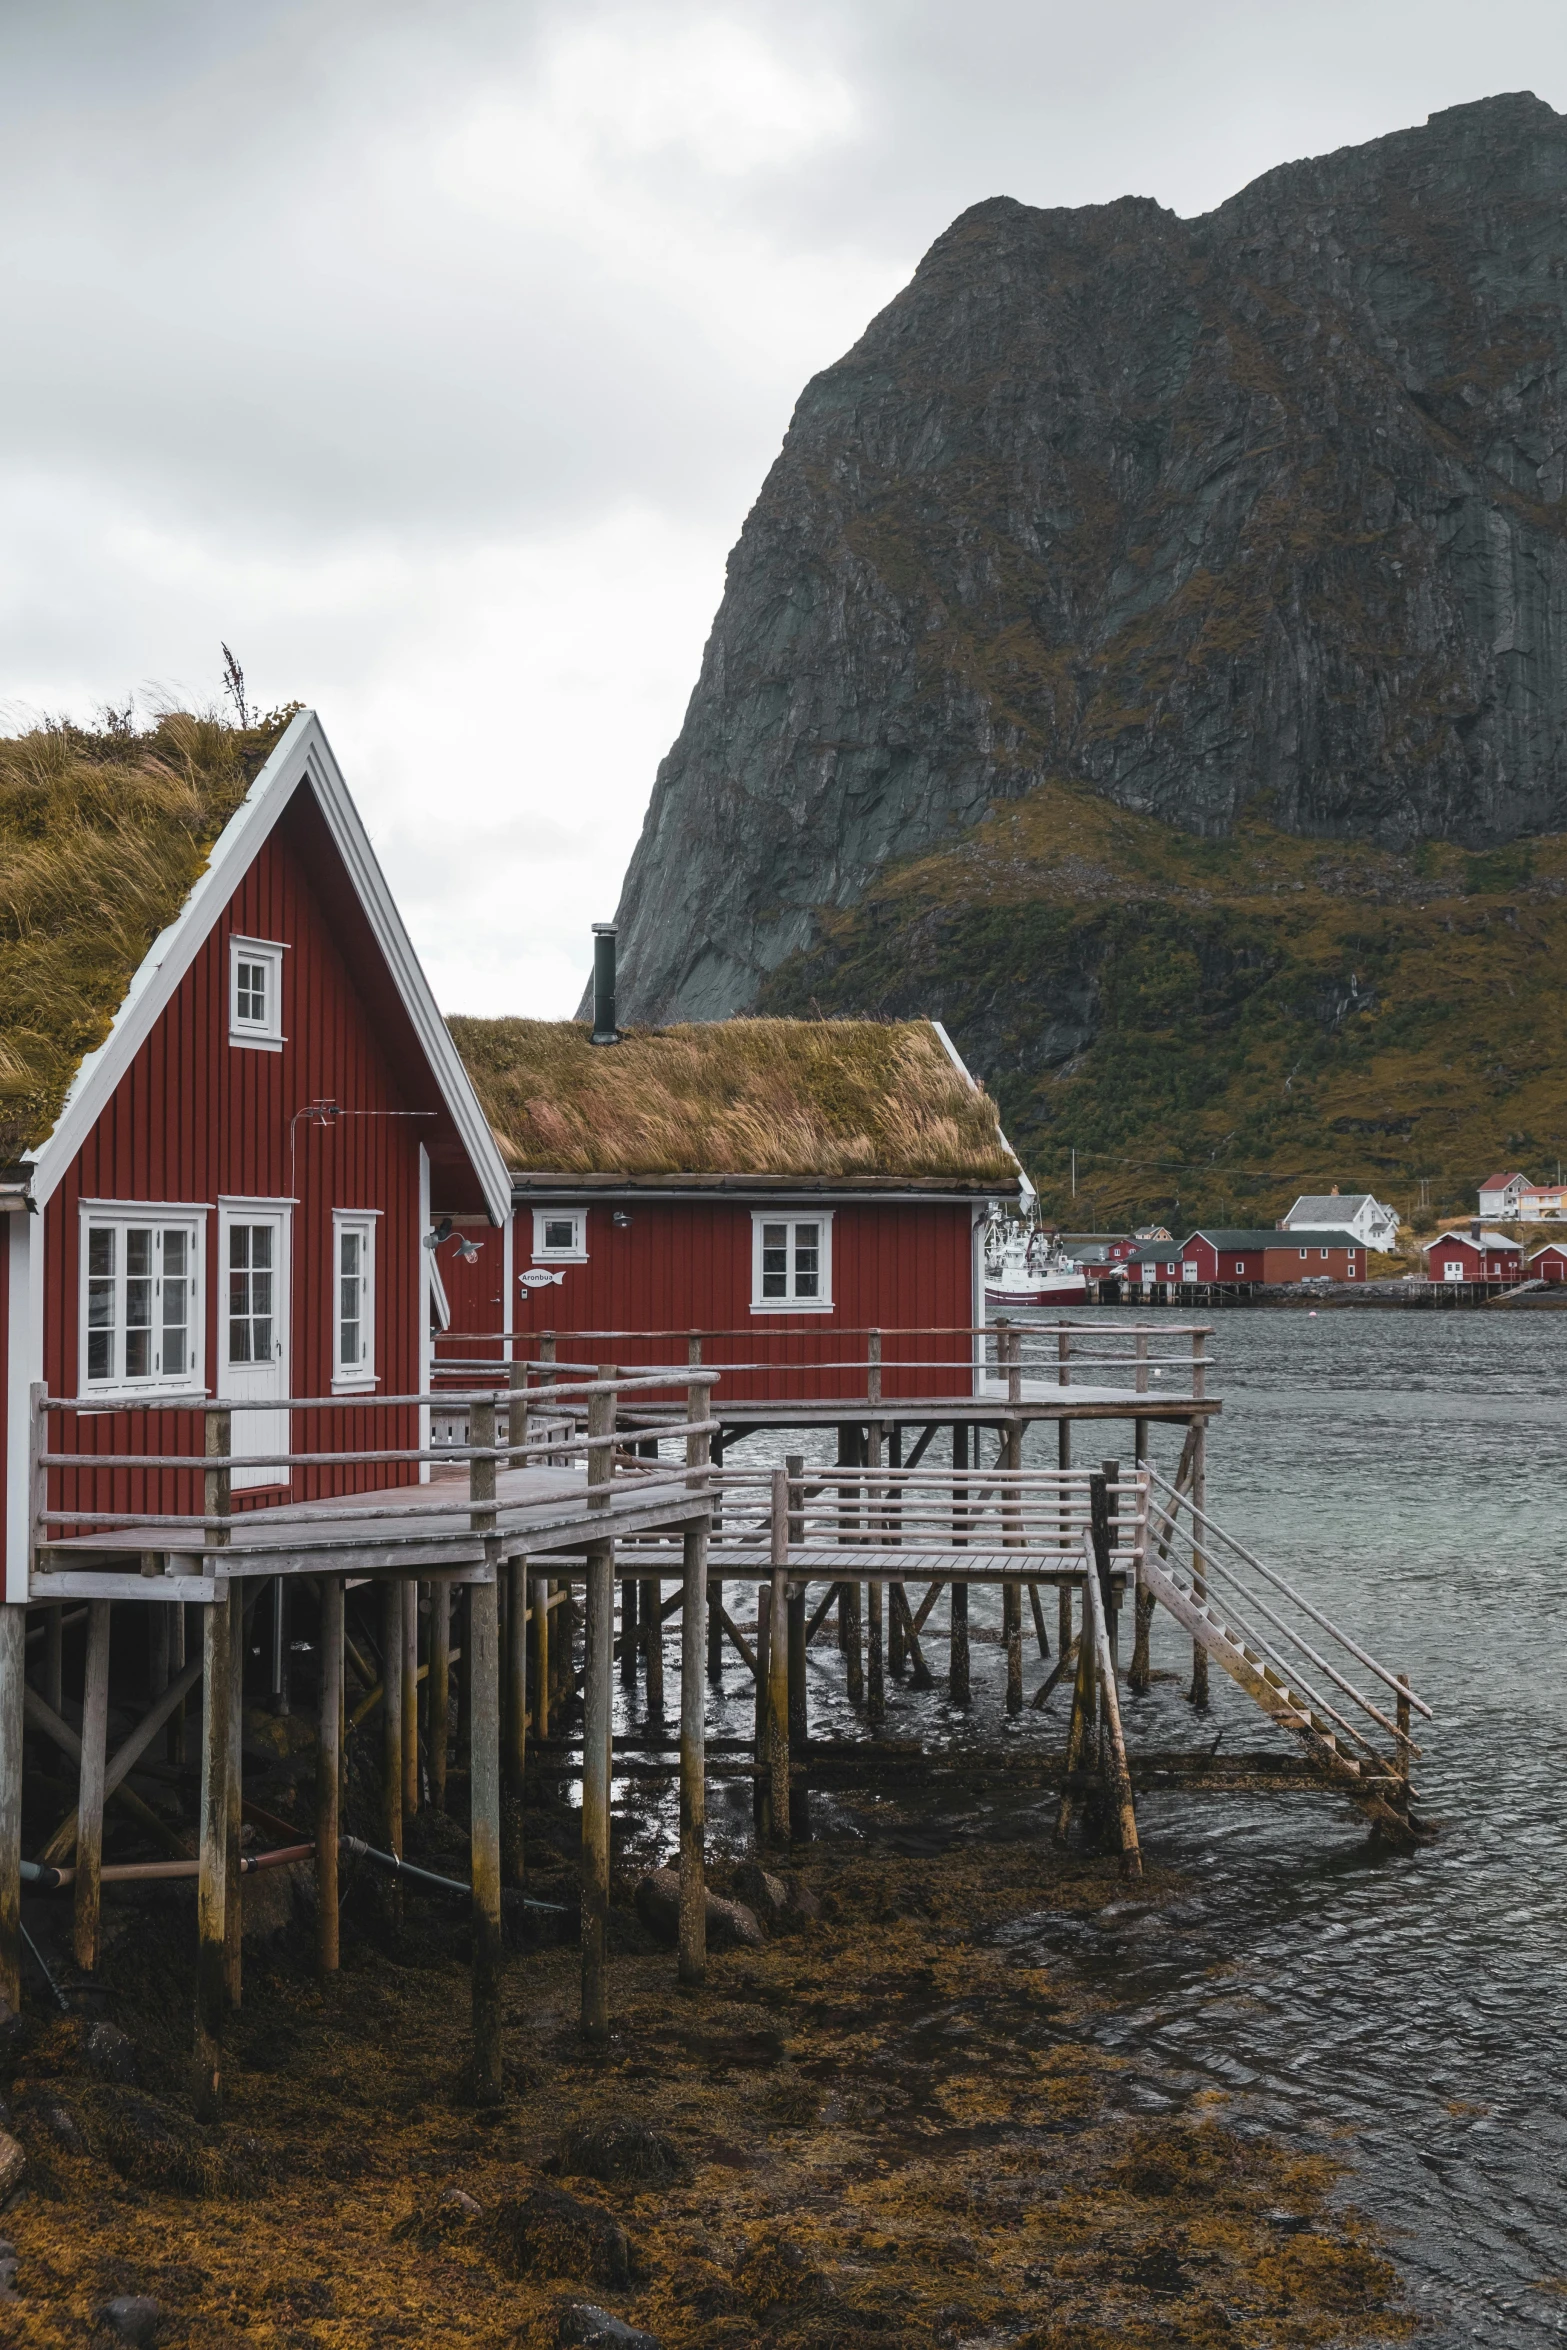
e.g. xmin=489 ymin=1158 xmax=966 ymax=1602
xmin=4 ymin=2 xmax=1566 ymax=1015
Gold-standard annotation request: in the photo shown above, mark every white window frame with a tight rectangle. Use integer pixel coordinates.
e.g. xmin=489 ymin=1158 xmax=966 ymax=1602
xmin=79 ymin=1201 xmax=208 ymax=1399
xmin=229 ymin=936 xmax=287 ymax=1051
xmin=750 ymin=1211 xmax=834 ymax=1313
xmin=332 ymin=1210 xmax=380 ymax=1392
xmin=532 ymin=1207 xmax=588 ymax=1263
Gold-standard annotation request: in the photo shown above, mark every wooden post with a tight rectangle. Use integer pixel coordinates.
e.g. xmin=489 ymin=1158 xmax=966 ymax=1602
xmin=430 ymin=1577 xmax=451 ymax=1812
xmin=530 ymin=1569 xmax=549 ymax=1744
xmin=786 ymin=1454 xmax=810 ymax=1841
xmin=1082 ymin=1504 xmax=1141 ymax=1878
xmin=504 ymin=1559 xmax=527 ymax=1882
xmin=225 ymin=1572 xmax=245 ymax=2007
xmin=1027 ymin=1581 xmax=1051 ymax=1659
xmin=0 ymin=1607 xmax=22 ymax=2013
xmin=44 ymin=1607 xmax=63 ymax=1719
xmin=949 ymin=1421 xmax=970 ymax=1704
xmin=1003 ymin=1418 xmax=1023 ymax=1716
xmin=1190 ymin=1416 xmax=1209 ymax=1707
xmin=1101 ymin=1458 xmax=1121 ymax=1675
xmin=866 ymin=1424 xmax=884 ymax=1726
xmin=469 ymin=1572 xmax=503 ymax=2102
xmin=767 ymin=1468 xmax=791 ymax=1845
xmin=71 ymin=1598 xmax=111 ymax=1972
xmin=1053 ymin=1571 xmax=1097 ymax=1847
xmin=620 ymin=1573 xmax=639 ymax=1690
xmin=753 ymin=1580 xmax=772 ymax=1837
xmin=1396 ymin=1672 xmax=1413 ymax=1818
xmin=679 ymin=1522 xmax=708 ymax=1986
xmin=1057 ymin=1414 xmax=1073 ymax=1656
xmin=402 ymin=1578 xmax=420 ymax=1818
xmin=469 ymin=1389 xmax=503 ymax=2101
xmin=317 ymin=1577 xmax=343 ymax=1977
xmin=644 ymin=1572 xmax=665 ymax=1712
xmin=866 ymin=1326 xmax=882 ymax=1408
xmin=382 ymin=1574 xmax=404 ymax=1872
xmin=581 ymin=1372 xmax=616 ymax=2043
xmin=192 ymin=1587 xmax=231 ymax=2118
xmin=581 ymin=1544 xmax=613 ymax=2043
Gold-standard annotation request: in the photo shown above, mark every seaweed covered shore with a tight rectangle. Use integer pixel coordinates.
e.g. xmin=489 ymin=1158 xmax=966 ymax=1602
xmin=0 ymin=1783 xmax=1412 ymax=2350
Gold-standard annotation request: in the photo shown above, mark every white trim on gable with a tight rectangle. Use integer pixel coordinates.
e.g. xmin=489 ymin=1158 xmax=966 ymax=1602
xmin=23 ymin=712 xmax=511 ymax=1224
xmin=929 ymin=1019 xmax=1033 ymax=1205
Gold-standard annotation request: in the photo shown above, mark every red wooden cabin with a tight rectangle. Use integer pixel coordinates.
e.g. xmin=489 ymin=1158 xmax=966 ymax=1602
xmin=2 ymin=711 xmax=510 ymax=1600
xmin=1528 ymin=1243 xmax=1567 ymax=1282
xmin=1130 ymin=1228 xmax=1364 ymax=1287
xmin=448 ymin=978 xmax=1023 ymax=1404
xmin=1423 ymin=1230 xmax=1523 ymax=1285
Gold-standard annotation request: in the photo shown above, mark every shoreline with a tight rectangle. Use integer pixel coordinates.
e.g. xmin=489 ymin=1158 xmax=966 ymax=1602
xmin=5 ymin=1807 xmax=1415 ymax=2349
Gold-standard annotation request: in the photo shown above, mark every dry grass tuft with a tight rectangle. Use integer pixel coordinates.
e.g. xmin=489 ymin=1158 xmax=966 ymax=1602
xmin=0 ymin=709 xmax=297 ymax=1159
xmin=448 ymin=1014 xmax=1016 ymax=1180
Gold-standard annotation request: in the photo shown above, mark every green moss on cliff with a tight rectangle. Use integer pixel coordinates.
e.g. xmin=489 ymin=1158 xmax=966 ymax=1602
xmin=757 ymin=776 xmax=1567 ymax=1228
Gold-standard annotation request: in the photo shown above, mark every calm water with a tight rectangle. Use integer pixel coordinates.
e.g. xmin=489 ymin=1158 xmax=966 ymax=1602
xmin=630 ymin=1305 xmax=1567 ymax=2340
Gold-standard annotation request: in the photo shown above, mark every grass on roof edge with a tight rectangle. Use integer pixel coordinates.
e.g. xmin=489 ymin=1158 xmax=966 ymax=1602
xmin=0 ymin=708 xmax=299 ymax=1160
xmin=448 ymin=1014 xmax=1019 ymax=1181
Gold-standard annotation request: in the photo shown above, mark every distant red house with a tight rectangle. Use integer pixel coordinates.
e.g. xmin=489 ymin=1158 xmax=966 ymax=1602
xmin=449 ymin=987 xmax=1023 ymax=1404
xmin=1423 ymin=1230 xmax=1524 ymax=1285
xmin=2 ymin=711 xmax=510 ymax=1599
xmin=1128 ymin=1228 xmax=1364 ymax=1288
xmin=1527 ymin=1243 xmax=1567 ymax=1282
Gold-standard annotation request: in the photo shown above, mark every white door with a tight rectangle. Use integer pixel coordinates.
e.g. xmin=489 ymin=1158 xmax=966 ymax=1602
xmin=1442 ymin=1259 xmax=1464 ymax=1283
xmin=219 ymin=1204 xmax=292 ymax=1490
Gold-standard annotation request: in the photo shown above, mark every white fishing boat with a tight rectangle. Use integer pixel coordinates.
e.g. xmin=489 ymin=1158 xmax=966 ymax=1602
xmin=983 ymin=1213 xmax=1089 ymax=1306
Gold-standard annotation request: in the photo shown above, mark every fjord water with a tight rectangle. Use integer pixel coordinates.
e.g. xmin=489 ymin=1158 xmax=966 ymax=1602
xmin=1012 ymin=1303 xmax=1567 ymax=2344
xmin=663 ymin=1304 xmax=1565 ymax=2336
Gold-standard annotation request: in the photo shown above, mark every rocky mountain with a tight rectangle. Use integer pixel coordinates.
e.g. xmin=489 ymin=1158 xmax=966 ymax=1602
xmin=608 ymin=93 xmax=1567 ymax=1024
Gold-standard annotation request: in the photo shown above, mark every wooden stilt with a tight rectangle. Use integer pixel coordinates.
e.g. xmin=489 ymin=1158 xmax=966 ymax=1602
xmin=457 ymin=1583 xmax=473 ymax=1782
xmin=580 ymin=1372 xmax=616 ymax=2044
xmin=1083 ymin=1489 xmax=1141 ymax=1877
xmin=504 ymin=1559 xmax=527 ymax=1884
xmin=469 ymin=1393 xmax=504 ymax=2102
xmin=949 ymin=1422 xmax=970 ymax=1704
xmin=192 ymin=1589 xmax=231 ymax=2118
xmin=0 ymin=1606 xmax=22 ymax=2013
xmin=1027 ymin=1581 xmax=1050 ymax=1659
xmin=678 ymin=1523 xmax=708 ymax=1986
xmin=317 ymin=1578 xmax=343 ymax=1976
xmin=72 ymin=1598 xmax=111 ymax=1972
xmin=224 ymin=1574 xmax=244 ymax=2007
xmin=430 ymin=1578 xmax=450 ymax=1812
xmin=581 ymin=1542 xmax=613 ymax=2043
xmin=1190 ymin=1417 xmax=1209 ymax=1707
xmin=1003 ymin=1419 xmax=1024 ymax=1716
xmin=867 ymin=1581 xmax=885 ymax=1725
xmin=402 ymin=1578 xmax=420 ymax=1817
xmin=707 ymin=1561 xmax=724 ymax=1682
xmin=1053 ymin=1583 xmax=1097 ymax=1846
xmin=767 ymin=1468 xmax=791 ymax=1845
xmin=44 ymin=1605 xmax=63 ymax=1719
xmin=753 ymin=1581 xmax=772 ymax=1836
xmin=530 ymin=1568 xmax=550 ymax=1744
xmin=644 ymin=1575 xmax=665 ymax=1712
xmin=621 ymin=1572 xmax=639 ymax=1690
xmin=381 ymin=1575 xmax=404 ymax=1861
xmin=468 ymin=1572 xmax=503 ymax=2102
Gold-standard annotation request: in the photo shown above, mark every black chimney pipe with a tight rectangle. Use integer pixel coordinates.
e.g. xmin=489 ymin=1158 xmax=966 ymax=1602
xmin=590 ymin=923 xmax=619 ymax=1046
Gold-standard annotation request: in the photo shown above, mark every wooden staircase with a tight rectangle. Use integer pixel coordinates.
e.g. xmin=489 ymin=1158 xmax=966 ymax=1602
xmin=1141 ymin=1472 xmax=1431 ymax=1849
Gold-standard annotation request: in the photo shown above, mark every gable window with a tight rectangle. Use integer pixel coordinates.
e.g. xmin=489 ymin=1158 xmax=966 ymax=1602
xmin=229 ymin=937 xmax=286 ymax=1050
xmin=80 ymin=1204 xmax=206 ymax=1394
xmin=751 ymin=1211 xmax=834 ymax=1312
xmin=333 ymin=1212 xmax=379 ymax=1389
xmin=1234 ymin=1260 xmax=1245 ymax=1276
xmin=532 ymin=1208 xmax=587 ymax=1262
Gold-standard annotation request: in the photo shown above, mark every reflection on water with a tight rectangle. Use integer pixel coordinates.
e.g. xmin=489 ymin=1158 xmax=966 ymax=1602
xmin=623 ymin=1305 xmax=1567 ymax=2341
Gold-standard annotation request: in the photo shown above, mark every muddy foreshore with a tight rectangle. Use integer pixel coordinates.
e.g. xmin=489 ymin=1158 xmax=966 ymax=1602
xmin=2 ymin=1764 xmax=1413 ymax=2350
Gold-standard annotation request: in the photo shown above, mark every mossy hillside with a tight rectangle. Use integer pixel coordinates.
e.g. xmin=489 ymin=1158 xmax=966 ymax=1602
xmin=0 ymin=711 xmax=297 ymax=1163
xmin=757 ymin=775 xmax=1567 ymax=1230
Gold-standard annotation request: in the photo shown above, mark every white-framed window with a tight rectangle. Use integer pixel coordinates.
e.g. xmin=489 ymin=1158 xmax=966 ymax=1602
xmin=751 ymin=1211 xmax=834 ymax=1311
xmin=333 ymin=1211 xmax=379 ymax=1389
xmin=1320 ymin=1248 xmax=1329 ymax=1260
xmin=1234 ymin=1260 xmax=1245 ymax=1276
xmin=532 ymin=1208 xmax=587 ymax=1262
xmin=229 ymin=936 xmax=286 ymax=1050
xmin=79 ymin=1203 xmax=206 ymax=1395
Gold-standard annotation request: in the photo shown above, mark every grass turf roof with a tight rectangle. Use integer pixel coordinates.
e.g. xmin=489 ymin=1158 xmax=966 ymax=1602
xmin=448 ymin=1015 xmax=1018 ymax=1182
xmin=0 ymin=709 xmax=298 ymax=1161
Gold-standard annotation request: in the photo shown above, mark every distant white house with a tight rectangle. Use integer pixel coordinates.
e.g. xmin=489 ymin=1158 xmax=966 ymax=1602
xmin=1477 ymin=1170 xmax=1529 ymax=1218
xmin=1279 ymin=1191 xmax=1399 ymax=1250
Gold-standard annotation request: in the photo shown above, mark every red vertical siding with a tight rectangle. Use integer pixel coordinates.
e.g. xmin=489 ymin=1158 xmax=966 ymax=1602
xmin=45 ymin=798 xmax=435 ymax=1523
xmin=478 ymin=1198 xmax=976 ymax=1402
